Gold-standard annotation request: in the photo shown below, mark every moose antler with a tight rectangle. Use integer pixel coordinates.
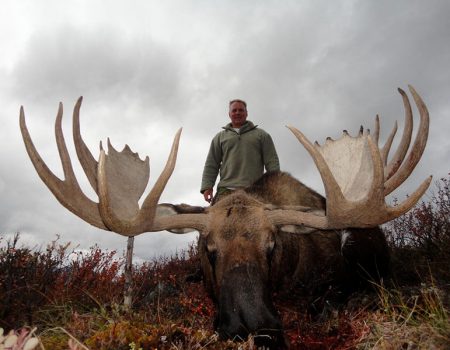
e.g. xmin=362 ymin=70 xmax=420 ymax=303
xmin=19 ymin=97 xmax=207 ymax=236
xmin=21 ymin=86 xmax=431 ymax=235
xmin=268 ymin=85 xmax=432 ymax=229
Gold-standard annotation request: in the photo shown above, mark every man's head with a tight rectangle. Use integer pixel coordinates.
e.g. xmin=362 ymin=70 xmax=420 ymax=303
xmin=229 ymin=99 xmax=248 ymax=128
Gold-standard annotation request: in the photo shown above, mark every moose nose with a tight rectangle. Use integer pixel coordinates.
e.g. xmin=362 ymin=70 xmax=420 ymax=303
xmin=215 ymin=265 xmax=285 ymax=347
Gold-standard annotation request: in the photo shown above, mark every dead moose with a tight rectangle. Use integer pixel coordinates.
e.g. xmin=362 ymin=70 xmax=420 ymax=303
xmin=20 ymin=86 xmax=431 ymax=347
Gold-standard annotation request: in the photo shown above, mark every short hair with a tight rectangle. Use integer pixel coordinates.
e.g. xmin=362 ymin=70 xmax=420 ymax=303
xmin=229 ymin=99 xmax=247 ymax=109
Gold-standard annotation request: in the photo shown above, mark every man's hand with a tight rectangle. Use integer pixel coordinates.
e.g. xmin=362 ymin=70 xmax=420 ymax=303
xmin=203 ymin=188 xmax=213 ymax=203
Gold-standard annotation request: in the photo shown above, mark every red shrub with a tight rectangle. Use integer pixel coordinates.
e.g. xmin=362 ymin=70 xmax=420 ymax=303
xmin=383 ymin=174 xmax=450 ymax=282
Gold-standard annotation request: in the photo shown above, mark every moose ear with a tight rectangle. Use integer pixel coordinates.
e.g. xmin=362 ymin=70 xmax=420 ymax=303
xmin=156 ymin=203 xmax=206 ymax=234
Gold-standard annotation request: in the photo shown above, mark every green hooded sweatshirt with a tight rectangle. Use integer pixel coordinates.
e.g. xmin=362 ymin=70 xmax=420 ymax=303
xmin=201 ymin=120 xmax=280 ymax=193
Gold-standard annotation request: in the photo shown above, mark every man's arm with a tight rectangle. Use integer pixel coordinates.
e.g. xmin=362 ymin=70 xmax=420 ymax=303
xmin=201 ymin=135 xmax=222 ymax=202
xmin=261 ymin=132 xmax=280 ymax=172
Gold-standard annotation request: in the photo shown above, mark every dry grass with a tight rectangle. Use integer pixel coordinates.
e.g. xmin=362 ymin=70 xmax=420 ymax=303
xmin=358 ymin=282 xmax=450 ymax=349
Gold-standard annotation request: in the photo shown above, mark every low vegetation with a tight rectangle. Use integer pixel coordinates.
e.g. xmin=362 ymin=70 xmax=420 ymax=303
xmin=1 ymin=175 xmax=449 ymax=349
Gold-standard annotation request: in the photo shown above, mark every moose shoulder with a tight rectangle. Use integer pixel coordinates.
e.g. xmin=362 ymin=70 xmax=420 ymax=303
xmin=20 ymin=86 xmax=431 ymax=348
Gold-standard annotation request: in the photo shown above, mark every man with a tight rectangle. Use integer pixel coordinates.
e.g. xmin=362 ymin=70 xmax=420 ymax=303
xmin=201 ymin=99 xmax=280 ymax=203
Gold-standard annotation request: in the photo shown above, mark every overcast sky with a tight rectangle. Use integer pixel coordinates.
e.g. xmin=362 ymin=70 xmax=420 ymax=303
xmin=1 ymin=0 xmax=449 ymax=261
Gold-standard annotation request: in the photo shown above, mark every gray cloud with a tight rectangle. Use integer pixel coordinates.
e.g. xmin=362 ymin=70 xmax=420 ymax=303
xmin=11 ymin=25 xmax=185 ymax=114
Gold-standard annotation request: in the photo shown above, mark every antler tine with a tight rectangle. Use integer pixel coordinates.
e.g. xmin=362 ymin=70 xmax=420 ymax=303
xmin=383 ymin=88 xmax=414 ymax=180
xmin=20 ymin=103 xmax=108 ymax=230
xmin=384 ymin=85 xmax=430 ymax=195
xmin=144 ymin=129 xmax=181 ymax=204
xmin=387 ymin=175 xmax=433 ymax=220
xmin=380 ymin=120 xmax=397 ymax=166
xmin=73 ymin=96 xmax=99 ymax=194
xmin=141 ymin=132 xmax=209 ymax=233
xmin=373 ymin=115 xmax=380 ymax=145
xmin=140 ymin=128 xmax=182 ymax=230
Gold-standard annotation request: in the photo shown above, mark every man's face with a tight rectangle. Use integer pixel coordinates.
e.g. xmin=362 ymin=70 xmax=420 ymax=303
xmin=229 ymin=101 xmax=248 ymax=128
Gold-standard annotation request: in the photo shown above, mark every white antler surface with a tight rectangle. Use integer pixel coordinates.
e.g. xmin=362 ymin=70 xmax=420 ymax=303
xmin=316 ymin=131 xmax=374 ymax=202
